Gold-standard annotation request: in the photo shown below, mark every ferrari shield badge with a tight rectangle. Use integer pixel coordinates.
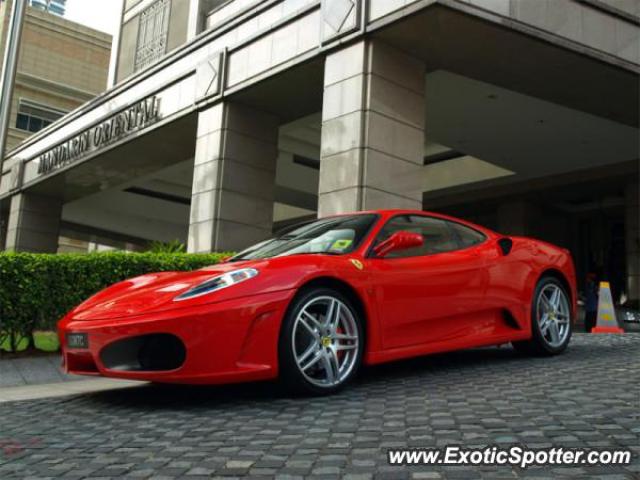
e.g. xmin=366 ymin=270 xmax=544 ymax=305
xmin=350 ymin=259 xmax=364 ymax=270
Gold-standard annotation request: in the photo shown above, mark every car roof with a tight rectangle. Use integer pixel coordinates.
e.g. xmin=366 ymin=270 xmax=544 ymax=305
xmin=332 ymin=208 xmax=467 ymax=221
xmin=325 ymin=209 xmax=497 ymax=236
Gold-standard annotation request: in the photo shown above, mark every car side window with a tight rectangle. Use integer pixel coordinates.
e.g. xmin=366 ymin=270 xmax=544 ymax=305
xmin=375 ymin=215 xmax=460 ymax=258
xmin=448 ymin=222 xmax=486 ymax=248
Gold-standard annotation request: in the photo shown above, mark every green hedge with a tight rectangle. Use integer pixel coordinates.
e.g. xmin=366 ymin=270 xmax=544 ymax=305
xmin=0 ymin=252 xmax=228 ymax=352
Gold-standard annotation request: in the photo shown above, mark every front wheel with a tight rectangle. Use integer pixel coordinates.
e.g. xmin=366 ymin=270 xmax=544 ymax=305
xmin=279 ymin=288 xmax=363 ymax=395
xmin=513 ymin=277 xmax=572 ymax=355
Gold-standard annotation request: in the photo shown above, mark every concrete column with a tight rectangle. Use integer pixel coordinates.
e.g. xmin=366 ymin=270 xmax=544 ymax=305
xmin=106 ymin=0 xmax=124 ymax=88
xmin=5 ymin=193 xmax=62 ymax=252
xmin=0 ymin=209 xmax=8 ymax=250
xmin=318 ymin=40 xmax=425 ymax=216
xmin=626 ymin=182 xmax=639 ymax=302
xmin=187 ymin=0 xmax=204 ymax=40
xmin=187 ymin=102 xmax=278 ymax=253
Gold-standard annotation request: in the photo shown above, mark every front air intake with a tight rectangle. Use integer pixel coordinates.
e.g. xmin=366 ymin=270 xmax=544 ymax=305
xmin=100 ymin=334 xmax=186 ymax=372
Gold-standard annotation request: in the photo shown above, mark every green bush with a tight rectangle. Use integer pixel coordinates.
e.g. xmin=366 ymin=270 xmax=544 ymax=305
xmin=0 ymin=252 xmax=228 ymax=352
xmin=147 ymin=240 xmax=186 ymax=253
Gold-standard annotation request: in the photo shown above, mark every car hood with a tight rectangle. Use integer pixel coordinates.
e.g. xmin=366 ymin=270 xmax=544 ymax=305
xmin=70 ymin=260 xmax=267 ymax=321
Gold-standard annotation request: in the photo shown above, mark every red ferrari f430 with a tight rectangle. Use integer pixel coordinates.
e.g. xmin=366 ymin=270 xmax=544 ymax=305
xmin=59 ymin=210 xmax=576 ymax=394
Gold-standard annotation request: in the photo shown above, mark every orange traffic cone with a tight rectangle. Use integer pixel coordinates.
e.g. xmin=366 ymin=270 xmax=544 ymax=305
xmin=591 ymin=282 xmax=624 ymax=334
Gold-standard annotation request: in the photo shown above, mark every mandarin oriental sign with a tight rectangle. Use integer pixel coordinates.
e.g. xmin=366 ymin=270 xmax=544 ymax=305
xmin=37 ymin=96 xmax=161 ymax=175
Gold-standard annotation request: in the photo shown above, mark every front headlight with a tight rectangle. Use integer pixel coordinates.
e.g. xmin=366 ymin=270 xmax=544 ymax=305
xmin=173 ymin=268 xmax=259 ymax=301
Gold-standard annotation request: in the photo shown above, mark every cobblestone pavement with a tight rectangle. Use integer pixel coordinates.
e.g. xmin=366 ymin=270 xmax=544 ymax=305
xmin=0 ymin=333 xmax=638 ymax=479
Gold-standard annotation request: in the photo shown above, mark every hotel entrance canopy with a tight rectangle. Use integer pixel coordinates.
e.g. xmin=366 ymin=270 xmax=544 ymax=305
xmin=2 ymin=0 xmax=637 ymax=203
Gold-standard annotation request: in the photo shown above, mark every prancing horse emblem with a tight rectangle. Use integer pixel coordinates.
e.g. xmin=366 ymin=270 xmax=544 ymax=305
xmin=350 ymin=259 xmax=364 ymax=270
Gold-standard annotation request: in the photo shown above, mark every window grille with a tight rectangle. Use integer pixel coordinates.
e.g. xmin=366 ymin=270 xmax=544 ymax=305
xmin=134 ymin=0 xmax=171 ymax=72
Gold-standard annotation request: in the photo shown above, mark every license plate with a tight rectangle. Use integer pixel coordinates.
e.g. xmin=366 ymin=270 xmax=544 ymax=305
xmin=66 ymin=333 xmax=88 ymax=349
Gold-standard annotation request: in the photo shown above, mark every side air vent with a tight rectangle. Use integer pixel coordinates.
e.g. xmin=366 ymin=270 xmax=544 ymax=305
xmin=498 ymin=237 xmax=513 ymax=256
xmin=501 ymin=309 xmax=521 ymax=330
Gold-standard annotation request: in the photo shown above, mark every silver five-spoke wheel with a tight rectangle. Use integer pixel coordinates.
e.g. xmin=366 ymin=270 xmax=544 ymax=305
xmin=536 ymin=283 xmax=570 ymax=348
xmin=292 ymin=296 xmax=359 ymax=388
xmin=513 ymin=276 xmax=572 ymax=356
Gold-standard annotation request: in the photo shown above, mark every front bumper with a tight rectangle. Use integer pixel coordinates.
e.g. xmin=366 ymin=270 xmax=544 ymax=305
xmin=58 ymin=289 xmax=293 ymax=384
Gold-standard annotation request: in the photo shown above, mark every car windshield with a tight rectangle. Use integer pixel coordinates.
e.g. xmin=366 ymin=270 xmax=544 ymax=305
xmin=229 ymin=214 xmax=378 ymax=261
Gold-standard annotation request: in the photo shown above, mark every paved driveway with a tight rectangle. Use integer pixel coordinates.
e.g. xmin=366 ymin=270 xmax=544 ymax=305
xmin=0 ymin=333 xmax=638 ymax=479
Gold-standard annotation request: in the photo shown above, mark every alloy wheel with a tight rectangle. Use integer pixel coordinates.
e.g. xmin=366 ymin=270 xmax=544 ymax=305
xmin=536 ymin=283 xmax=571 ymax=348
xmin=292 ymin=295 xmax=359 ymax=388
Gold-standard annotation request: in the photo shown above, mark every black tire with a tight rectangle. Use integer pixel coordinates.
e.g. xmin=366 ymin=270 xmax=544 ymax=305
xmin=279 ymin=287 xmax=364 ymax=395
xmin=513 ymin=276 xmax=572 ymax=356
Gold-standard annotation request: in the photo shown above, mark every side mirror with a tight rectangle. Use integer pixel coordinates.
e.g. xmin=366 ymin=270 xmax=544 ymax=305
xmin=373 ymin=231 xmax=423 ymax=258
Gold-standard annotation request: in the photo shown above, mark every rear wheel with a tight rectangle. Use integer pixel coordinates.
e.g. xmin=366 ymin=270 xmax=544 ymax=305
xmin=279 ymin=288 xmax=363 ymax=395
xmin=513 ymin=276 xmax=572 ymax=355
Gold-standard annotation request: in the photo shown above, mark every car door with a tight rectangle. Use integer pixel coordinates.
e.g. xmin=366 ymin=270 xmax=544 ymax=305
xmin=368 ymin=215 xmax=489 ymax=350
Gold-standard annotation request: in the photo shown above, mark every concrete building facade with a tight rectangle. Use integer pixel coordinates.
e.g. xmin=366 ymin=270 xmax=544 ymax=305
xmin=0 ymin=0 xmax=112 ymax=152
xmin=0 ymin=0 xmax=638 ymax=302
xmin=0 ymin=0 xmax=111 ymax=251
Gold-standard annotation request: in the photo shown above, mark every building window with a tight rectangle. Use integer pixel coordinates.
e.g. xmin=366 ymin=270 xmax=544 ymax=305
xmin=28 ymin=0 xmax=66 ymax=16
xmin=134 ymin=0 xmax=171 ymax=72
xmin=15 ymin=100 xmax=66 ymax=133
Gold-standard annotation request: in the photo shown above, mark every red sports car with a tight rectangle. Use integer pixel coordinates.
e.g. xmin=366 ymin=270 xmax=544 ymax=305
xmin=58 ymin=210 xmax=576 ymax=394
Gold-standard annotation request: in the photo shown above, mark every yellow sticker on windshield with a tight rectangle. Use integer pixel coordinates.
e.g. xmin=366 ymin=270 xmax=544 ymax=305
xmin=330 ymin=239 xmax=353 ymax=252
